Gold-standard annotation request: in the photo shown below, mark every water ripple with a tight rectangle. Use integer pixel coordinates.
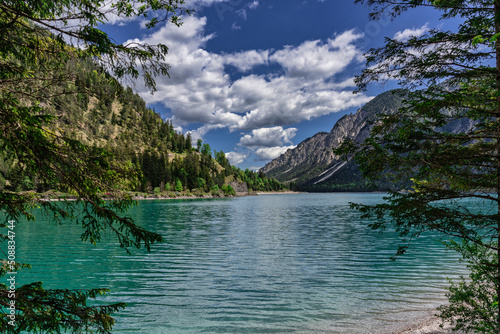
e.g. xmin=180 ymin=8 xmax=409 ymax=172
xmin=14 ymin=193 xmax=467 ymax=333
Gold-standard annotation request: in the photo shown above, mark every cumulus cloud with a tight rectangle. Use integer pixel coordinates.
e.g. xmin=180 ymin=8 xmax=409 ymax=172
xmin=131 ymin=15 xmax=373 ymax=166
xmin=239 ymin=126 xmax=298 ymax=163
xmin=270 ymin=30 xmax=364 ymax=79
xmin=135 ymin=16 xmax=371 ymax=130
xmin=223 ymin=50 xmax=269 ymax=72
xmin=226 ymin=151 xmax=249 ymax=165
xmin=101 ymin=0 xmax=209 ymax=26
xmin=231 ymin=81 xmax=371 ymax=130
xmin=239 ymin=126 xmax=297 ymax=148
xmin=255 ymin=146 xmax=296 ymax=161
xmin=190 ymin=124 xmax=227 ymax=143
xmin=393 ymin=23 xmax=429 ymax=42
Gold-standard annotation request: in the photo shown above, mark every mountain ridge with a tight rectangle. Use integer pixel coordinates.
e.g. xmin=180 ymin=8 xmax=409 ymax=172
xmin=261 ymin=88 xmax=478 ymax=191
xmin=1 ymin=56 xmax=286 ymax=195
xmin=261 ymin=90 xmax=407 ymax=191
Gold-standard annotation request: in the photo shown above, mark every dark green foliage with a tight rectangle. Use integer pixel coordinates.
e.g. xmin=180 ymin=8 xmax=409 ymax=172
xmin=337 ymin=0 xmax=500 ymax=332
xmin=0 ymin=0 xmax=193 ymax=332
xmin=438 ymin=240 xmax=499 ymax=333
xmin=133 ymin=149 xmax=285 ymax=194
xmin=221 ymin=184 xmax=236 ymax=196
xmin=0 ymin=282 xmax=126 ymax=334
xmin=201 ymin=143 xmax=211 ymax=157
xmin=0 ymin=1 xmax=285 ymax=331
xmin=175 ymin=178 xmax=183 ymax=192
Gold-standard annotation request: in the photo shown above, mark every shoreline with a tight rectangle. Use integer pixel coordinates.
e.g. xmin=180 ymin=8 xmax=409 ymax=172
xmin=254 ymin=190 xmax=302 ymax=195
xmin=130 ymin=190 xmax=302 ymax=201
xmin=393 ymin=312 xmax=464 ymax=334
xmin=36 ymin=190 xmax=302 ymax=202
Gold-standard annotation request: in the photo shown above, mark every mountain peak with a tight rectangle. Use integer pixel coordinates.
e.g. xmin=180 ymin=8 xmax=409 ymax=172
xmin=261 ymin=90 xmax=406 ymax=191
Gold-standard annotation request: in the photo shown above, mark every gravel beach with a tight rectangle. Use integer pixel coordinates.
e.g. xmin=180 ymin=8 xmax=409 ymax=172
xmin=393 ymin=313 xmax=465 ymax=334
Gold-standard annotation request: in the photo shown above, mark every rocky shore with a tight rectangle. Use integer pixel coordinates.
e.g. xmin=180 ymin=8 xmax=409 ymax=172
xmin=393 ymin=313 xmax=464 ymax=334
xmin=130 ymin=190 xmax=301 ymax=200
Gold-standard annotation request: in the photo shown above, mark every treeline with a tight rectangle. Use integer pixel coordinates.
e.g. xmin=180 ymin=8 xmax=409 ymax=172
xmin=134 ymin=148 xmax=286 ymax=195
xmin=0 ymin=58 xmax=286 ymax=195
xmin=212 ymin=150 xmax=286 ymax=192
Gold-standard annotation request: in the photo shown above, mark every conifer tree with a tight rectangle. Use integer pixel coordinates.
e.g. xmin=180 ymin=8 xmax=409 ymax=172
xmin=0 ymin=0 xmax=192 ymax=332
xmin=336 ymin=1 xmax=500 ymax=332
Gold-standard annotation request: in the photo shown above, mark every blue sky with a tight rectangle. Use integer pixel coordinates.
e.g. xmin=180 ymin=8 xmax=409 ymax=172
xmin=101 ymin=0 xmax=440 ymax=170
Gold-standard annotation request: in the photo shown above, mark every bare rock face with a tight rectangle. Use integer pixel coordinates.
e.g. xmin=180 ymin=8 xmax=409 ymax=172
xmin=260 ymin=90 xmax=406 ymax=188
xmin=261 ymin=88 xmax=477 ymax=191
xmin=229 ymin=181 xmax=248 ymax=193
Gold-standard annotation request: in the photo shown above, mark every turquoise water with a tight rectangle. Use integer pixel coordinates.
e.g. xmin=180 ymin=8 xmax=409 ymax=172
xmin=13 ymin=193 xmax=464 ymax=333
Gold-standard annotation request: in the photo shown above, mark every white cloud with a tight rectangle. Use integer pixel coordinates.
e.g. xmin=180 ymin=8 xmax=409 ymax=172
xmin=248 ymin=1 xmax=259 ymax=9
xmin=98 ymin=0 xmax=245 ymax=27
xmin=98 ymin=0 xmax=255 ymax=27
xmin=101 ymin=0 xmax=203 ymax=26
xmin=255 ymin=146 xmax=296 ymax=161
xmin=239 ymin=126 xmax=297 ymax=148
xmin=190 ymin=124 xmax=226 ymax=143
xmin=173 ymin=125 xmax=184 ymax=134
xmin=131 ymin=16 xmax=373 ymax=165
xmin=230 ymin=79 xmax=372 ymax=130
xmin=393 ymin=23 xmax=429 ymax=42
xmin=223 ymin=50 xmax=269 ymax=72
xmin=236 ymin=8 xmax=247 ymax=20
xmin=135 ymin=18 xmax=371 ymax=131
xmin=270 ymin=30 xmax=364 ymax=79
xmin=185 ymin=0 xmax=238 ymax=8
xmin=226 ymin=151 xmax=248 ymax=165
xmin=99 ymin=1 xmax=142 ymax=25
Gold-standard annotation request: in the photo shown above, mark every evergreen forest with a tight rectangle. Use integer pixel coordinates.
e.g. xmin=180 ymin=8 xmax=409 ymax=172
xmin=2 ymin=58 xmax=286 ymax=197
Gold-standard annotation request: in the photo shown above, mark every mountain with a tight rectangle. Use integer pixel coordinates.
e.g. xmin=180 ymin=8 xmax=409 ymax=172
xmin=1 ymin=57 xmax=286 ymax=196
xmin=261 ymin=88 xmax=478 ymax=191
xmin=260 ymin=90 xmax=406 ymax=191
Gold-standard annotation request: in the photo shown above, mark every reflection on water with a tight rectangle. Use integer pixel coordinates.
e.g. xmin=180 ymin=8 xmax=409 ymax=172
xmin=15 ymin=193 xmax=465 ymax=333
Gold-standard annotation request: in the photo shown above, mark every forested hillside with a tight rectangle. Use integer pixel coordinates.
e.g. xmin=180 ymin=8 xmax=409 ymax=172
xmin=3 ymin=58 xmax=285 ymax=196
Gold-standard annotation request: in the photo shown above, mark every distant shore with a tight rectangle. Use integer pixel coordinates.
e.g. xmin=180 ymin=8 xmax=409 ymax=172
xmin=130 ymin=190 xmax=301 ymax=201
xmin=254 ymin=190 xmax=302 ymax=195
xmin=36 ymin=190 xmax=301 ymax=202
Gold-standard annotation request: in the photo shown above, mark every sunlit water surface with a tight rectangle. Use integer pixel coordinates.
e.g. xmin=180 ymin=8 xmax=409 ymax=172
xmin=14 ymin=193 xmax=467 ymax=333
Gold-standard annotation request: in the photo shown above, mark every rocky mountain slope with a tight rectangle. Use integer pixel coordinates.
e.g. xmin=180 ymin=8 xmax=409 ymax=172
xmin=261 ymin=88 xmax=477 ymax=191
xmin=2 ymin=56 xmax=286 ymax=195
xmin=260 ymin=90 xmax=406 ymax=191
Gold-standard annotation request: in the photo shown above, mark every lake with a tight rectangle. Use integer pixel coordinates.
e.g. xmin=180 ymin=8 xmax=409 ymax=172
xmin=14 ymin=193 xmax=465 ymax=333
